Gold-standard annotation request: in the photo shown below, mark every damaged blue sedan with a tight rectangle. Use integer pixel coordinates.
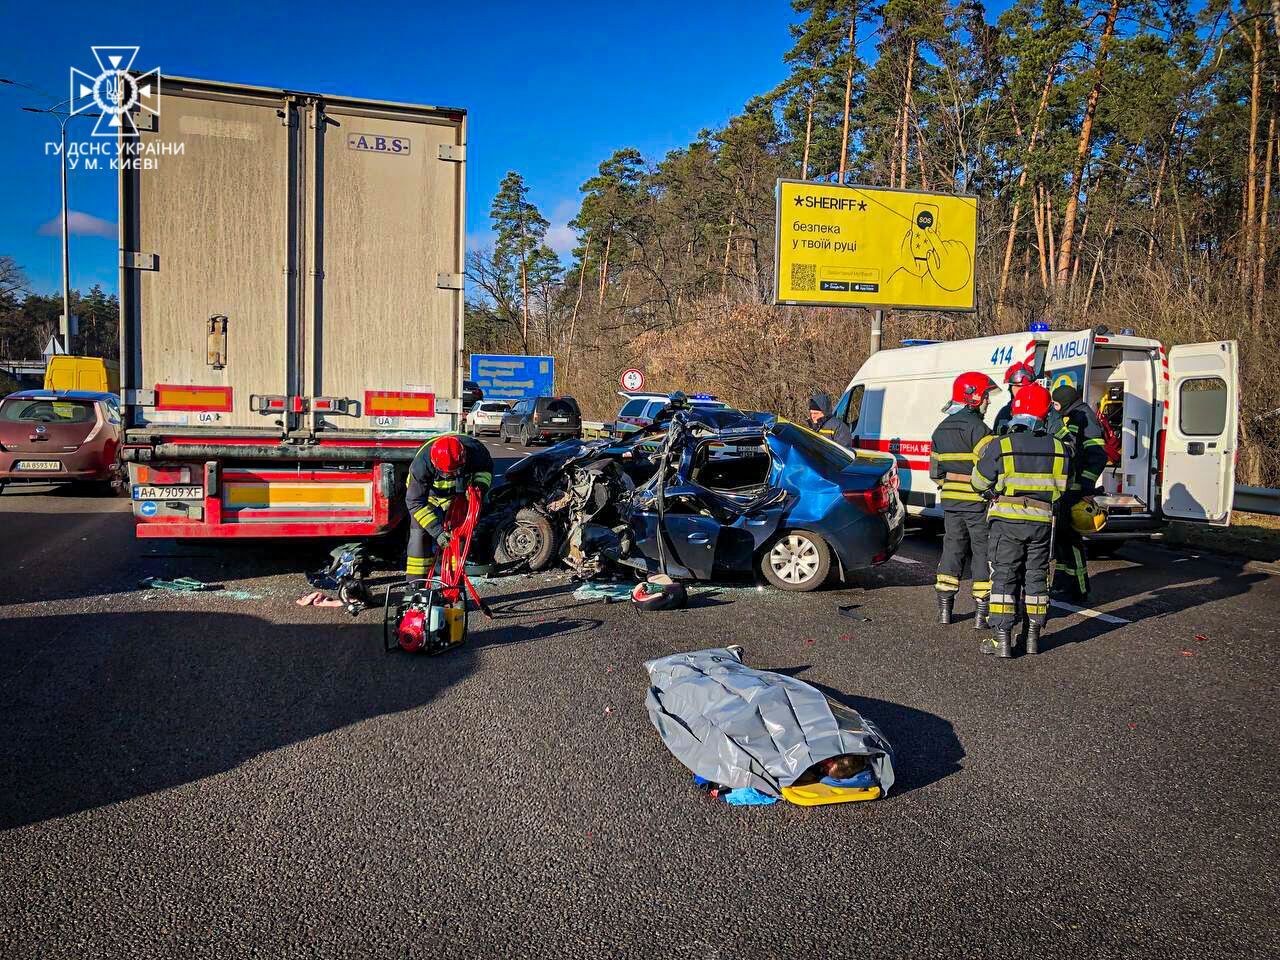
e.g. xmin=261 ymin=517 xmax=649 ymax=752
xmin=478 ymin=407 xmax=904 ymax=591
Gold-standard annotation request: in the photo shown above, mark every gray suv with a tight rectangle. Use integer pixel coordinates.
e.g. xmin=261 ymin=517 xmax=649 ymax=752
xmin=499 ymin=396 xmax=582 ymax=446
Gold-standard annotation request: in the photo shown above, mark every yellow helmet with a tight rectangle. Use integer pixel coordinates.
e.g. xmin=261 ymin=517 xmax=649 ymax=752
xmin=1070 ymin=497 xmax=1107 ymax=534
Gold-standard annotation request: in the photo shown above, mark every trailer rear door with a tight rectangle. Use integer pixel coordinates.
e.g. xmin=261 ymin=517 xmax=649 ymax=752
xmin=303 ymin=99 xmax=465 ymax=434
xmin=121 ymin=80 xmax=295 ymax=429
xmin=1162 ymin=341 xmax=1238 ymax=526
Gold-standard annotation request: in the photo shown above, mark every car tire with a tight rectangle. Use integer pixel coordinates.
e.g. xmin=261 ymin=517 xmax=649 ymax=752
xmin=521 ymin=426 xmax=532 ymax=448
xmin=492 ymin=507 xmax=557 ymax=571
xmin=760 ymin=530 xmax=831 ymax=592
xmin=0 ymin=481 xmax=6 ymax=496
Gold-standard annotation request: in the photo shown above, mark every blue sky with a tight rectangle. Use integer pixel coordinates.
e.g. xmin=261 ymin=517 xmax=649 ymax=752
xmin=1 ymin=0 xmax=806 ymax=296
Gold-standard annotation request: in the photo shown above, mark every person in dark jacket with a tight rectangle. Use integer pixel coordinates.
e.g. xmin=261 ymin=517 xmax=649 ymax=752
xmin=405 ymin=433 xmax=494 ymax=577
xmin=972 ymin=382 xmax=1071 ymax=657
xmin=993 ymin=361 xmax=1036 ymax=435
xmin=1051 ymin=383 xmax=1107 ymax=600
xmin=930 ymin=372 xmax=999 ymax=628
xmin=808 ymin=393 xmax=853 ymax=447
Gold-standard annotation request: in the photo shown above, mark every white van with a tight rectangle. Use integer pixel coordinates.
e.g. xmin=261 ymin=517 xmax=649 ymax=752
xmin=832 ymin=328 xmax=1240 ymax=537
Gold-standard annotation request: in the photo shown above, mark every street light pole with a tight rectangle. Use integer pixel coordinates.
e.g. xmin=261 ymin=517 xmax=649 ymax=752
xmin=22 ymin=100 xmax=99 ymax=356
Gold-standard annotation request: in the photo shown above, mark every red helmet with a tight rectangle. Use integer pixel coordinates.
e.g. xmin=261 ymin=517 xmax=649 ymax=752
xmin=1004 ymin=361 xmax=1036 ymax=386
xmin=1012 ymin=382 xmax=1052 ymax=420
xmin=951 ymin=372 xmax=999 ymax=408
xmin=429 ymin=435 xmax=466 ymax=475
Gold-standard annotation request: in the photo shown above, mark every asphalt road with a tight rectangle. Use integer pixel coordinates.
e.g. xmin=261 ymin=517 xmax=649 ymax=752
xmin=2 ymin=437 xmax=1278 ymax=958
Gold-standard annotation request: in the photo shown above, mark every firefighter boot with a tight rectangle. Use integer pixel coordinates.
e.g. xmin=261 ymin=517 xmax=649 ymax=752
xmin=973 ymin=599 xmax=989 ymax=631
xmin=937 ymin=593 xmax=954 ymax=625
xmin=1025 ymin=621 xmax=1042 ymax=656
xmin=981 ymin=628 xmax=1013 ymax=658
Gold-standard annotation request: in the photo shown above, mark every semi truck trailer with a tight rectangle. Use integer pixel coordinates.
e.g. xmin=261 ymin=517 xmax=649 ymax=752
xmin=117 ymin=75 xmax=465 ymax=538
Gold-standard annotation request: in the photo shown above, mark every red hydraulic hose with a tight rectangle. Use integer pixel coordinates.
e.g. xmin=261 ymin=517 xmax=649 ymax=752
xmin=427 ymin=486 xmax=492 ymax=618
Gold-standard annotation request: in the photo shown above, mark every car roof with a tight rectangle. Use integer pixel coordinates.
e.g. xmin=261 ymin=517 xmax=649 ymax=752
xmin=617 ymin=391 xmax=726 ymax=407
xmin=6 ymin=389 xmax=117 ymax=402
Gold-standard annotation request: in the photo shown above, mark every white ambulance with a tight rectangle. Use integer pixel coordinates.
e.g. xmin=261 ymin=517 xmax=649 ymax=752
xmin=831 ymin=327 xmax=1240 ymax=539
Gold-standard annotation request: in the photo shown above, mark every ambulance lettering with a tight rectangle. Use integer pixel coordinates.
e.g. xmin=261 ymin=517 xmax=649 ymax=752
xmin=1048 ymin=335 xmax=1090 ymax=363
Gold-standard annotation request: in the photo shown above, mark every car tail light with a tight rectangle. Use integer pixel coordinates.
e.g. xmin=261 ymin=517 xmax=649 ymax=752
xmin=845 ymin=470 xmax=899 ymax=515
xmin=138 ymin=464 xmax=193 ymax=484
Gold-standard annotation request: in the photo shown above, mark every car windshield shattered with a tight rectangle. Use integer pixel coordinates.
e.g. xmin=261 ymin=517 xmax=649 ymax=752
xmin=476 ymin=403 xmax=903 ymax=591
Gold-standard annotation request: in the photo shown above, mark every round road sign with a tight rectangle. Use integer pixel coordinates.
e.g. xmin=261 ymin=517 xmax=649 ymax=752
xmin=620 ymin=368 xmax=645 ymax=391
xmin=139 ymin=501 xmax=158 ymax=517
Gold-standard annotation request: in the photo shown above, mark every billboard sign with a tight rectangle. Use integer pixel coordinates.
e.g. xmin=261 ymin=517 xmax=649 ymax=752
xmin=774 ymin=180 xmax=977 ymax=311
xmin=469 ymin=354 xmax=555 ymax=402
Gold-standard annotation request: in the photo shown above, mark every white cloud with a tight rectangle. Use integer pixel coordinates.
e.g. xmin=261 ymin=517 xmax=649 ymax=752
xmin=466 ymin=227 xmax=496 ymax=252
xmin=544 ymin=223 xmax=578 ymax=258
xmin=38 ymin=210 xmax=115 ymax=239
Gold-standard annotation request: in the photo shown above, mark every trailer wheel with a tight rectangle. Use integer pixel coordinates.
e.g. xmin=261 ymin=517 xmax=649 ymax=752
xmin=492 ymin=507 xmax=557 ymax=571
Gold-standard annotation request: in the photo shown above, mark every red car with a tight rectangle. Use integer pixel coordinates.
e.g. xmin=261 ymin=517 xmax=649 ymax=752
xmin=0 ymin=390 xmax=123 ymax=494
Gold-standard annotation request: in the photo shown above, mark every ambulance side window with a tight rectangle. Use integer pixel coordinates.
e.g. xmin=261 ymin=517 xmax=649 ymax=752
xmin=839 ymin=385 xmax=864 ymax=430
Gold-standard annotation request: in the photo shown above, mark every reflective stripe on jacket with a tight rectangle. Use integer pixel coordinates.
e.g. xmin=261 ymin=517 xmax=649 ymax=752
xmin=405 ymin=432 xmax=494 ymax=537
xmin=972 ymin=426 xmax=1070 ymax=524
xmin=1055 ymin=400 xmax=1107 ymax=493
xmin=929 ymin=406 xmax=994 ymax=505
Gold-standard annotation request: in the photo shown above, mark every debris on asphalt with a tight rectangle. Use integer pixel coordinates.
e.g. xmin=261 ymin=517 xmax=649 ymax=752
xmin=1181 ymin=649 xmax=1196 ymax=657
xmin=296 ymin=591 xmax=345 ymax=608
xmin=838 ymin=604 xmax=872 ymax=622
xmin=138 ymin=576 xmax=216 ymax=593
xmin=646 ymin=646 xmax=895 ymax=806
xmin=1194 ymin=634 xmax=1208 ymax=642
xmin=573 ymin=581 xmax=634 ymax=603
xmin=632 ymin=574 xmax=687 ymax=612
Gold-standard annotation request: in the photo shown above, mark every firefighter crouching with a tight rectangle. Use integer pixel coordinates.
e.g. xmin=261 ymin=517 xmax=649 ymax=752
xmin=930 ymin=372 xmax=999 ymax=629
xmin=971 ymin=383 xmax=1071 ymax=658
xmin=405 ymin=434 xmax=494 ymax=577
xmin=1051 ymin=383 xmax=1107 ymax=601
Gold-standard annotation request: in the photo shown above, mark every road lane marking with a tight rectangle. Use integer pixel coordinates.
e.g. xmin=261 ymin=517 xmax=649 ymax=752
xmin=1050 ymin=600 xmax=1130 ymax=624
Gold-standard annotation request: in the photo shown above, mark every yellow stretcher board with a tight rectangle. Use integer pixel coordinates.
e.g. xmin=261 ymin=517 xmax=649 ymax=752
xmin=774 ymin=180 xmax=978 ymax=311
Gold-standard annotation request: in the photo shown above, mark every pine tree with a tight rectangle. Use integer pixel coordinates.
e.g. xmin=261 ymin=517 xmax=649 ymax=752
xmin=490 ymin=171 xmax=550 ymax=351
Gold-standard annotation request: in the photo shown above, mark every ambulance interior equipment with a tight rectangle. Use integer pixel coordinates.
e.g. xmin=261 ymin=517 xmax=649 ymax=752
xmin=833 ymin=328 xmax=1239 ymax=534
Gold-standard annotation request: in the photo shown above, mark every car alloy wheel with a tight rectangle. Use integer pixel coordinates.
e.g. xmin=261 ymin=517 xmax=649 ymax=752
xmin=762 ymin=531 xmax=830 ymax=591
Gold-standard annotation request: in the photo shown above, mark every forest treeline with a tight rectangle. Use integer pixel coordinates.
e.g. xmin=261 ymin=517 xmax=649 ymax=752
xmin=466 ymin=0 xmax=1280 ymax=486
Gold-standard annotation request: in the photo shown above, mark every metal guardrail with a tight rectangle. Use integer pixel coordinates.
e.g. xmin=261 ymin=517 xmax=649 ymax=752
xmin=1234 ymin=485 xmax=1280 ymax=516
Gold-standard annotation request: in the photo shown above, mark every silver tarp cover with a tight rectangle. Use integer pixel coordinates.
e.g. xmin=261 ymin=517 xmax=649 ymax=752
xmin=644 ymin=648 xmax=896 ymax=797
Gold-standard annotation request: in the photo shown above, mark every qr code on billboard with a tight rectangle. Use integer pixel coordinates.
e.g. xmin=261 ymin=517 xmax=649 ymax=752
xmin=791 ymin=262 xmax=816 ymax=291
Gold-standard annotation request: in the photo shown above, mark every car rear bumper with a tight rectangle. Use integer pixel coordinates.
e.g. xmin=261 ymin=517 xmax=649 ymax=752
xmin=536 ymin=425 xmax=581 ymax=438
xmin=0 ymin=451 xmax=112 ymax=482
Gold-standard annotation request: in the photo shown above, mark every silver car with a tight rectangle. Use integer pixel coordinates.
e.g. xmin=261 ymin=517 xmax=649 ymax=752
xmin=465 ymin=400 xmax=511 ymax=436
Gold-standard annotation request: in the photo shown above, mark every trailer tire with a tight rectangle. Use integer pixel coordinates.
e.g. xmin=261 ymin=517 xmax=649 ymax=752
xmin=492 ymin=507 xmax=557 ymax=571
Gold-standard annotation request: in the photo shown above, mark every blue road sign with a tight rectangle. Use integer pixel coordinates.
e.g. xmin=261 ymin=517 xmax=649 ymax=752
xmin=139 ymin=501 xmax=158 ymax=517
xmin=469 ymin=354 xmax=555 ymax=401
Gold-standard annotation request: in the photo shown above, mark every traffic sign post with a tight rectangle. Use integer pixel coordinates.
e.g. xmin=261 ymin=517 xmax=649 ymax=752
xmin=620 ymin=369 xmax=645 ymax=391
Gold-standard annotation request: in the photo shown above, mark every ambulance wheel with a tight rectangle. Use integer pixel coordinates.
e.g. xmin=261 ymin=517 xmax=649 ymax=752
xmin=493 ymin=507 xmax=557 ymax=571
xmin=760 ymin=530 xmax=830 ymax=592
xmin=1087 ymin=540 xmax=1123 ymax=558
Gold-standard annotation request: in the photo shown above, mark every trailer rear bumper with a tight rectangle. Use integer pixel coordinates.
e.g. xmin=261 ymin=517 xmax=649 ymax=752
xmin=129 ymin=459 xmax=404 ymax=539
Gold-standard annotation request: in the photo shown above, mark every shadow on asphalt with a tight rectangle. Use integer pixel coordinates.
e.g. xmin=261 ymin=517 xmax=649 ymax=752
xmin=1041 ymin=553 xmax=1268 ymax=653
xmin=0 ymin=609 xmax=475 ymax=830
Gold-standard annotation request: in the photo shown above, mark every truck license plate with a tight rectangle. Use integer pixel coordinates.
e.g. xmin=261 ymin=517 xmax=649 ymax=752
xmin=15 ymin=460 xmax=61 ymax=471
xmin=132 ymin=485 xmax=204 ymax=501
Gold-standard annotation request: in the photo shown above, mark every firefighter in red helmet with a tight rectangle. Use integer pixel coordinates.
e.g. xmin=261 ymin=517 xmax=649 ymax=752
xmin=404 ymin=433 xmax=493 ymax=577
xmin=994 ymin=360 xmax=1037 ymax=435
xmin=930 ymin=372 xmax=999 ymax=629
xmin=971 ymin=382 xmax=1071 ymax=658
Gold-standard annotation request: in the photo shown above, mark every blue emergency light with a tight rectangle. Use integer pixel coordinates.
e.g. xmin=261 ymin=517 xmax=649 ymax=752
xmin=1029 ymin=321 xmax=1050 ymax=332
xmin=692 ymin=393 xmax=717 ymax=400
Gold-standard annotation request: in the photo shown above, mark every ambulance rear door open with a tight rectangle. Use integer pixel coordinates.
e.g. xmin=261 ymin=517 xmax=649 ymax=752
xmin=1040 ymin=329 xmax=1094 ymax=401
xmin=1161 ymin=341 xmax=1238 ymax=526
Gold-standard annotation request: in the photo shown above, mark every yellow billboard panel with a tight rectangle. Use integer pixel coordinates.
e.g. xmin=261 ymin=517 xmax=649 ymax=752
xmin=774 ymin=180 xmax=978 ymax=311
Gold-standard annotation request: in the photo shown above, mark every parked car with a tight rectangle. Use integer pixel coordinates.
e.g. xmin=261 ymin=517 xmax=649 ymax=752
xmin=478 ymin=407 xmax=904 ymax=591
xmin=462 ymin=380 xmax=484 ymax=412
xmin=465 ymin=400 xmax=511 ymax=436
xmin=499 ymin=396 xmax=582 ymax=446
xmin=0 ymin=390 xmax=123 ymax=494
xmin=612 ymin=391 xmax=727 ymax=438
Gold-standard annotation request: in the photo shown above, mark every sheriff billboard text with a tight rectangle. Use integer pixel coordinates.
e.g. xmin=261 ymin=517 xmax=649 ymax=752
xmin=774 ymin=180 xmax=978 ymax=311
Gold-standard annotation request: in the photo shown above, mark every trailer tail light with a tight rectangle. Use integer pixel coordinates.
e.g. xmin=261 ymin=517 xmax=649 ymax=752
xmin=138 ymin=465 xmax=193 ymax=484
xmin=365 ymin=390 xmax=435 ymax=418
xmin=249 ymin=394 xmax=294 ymax=414
xmin=155 ymin=384 xmax=233 ymax=412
